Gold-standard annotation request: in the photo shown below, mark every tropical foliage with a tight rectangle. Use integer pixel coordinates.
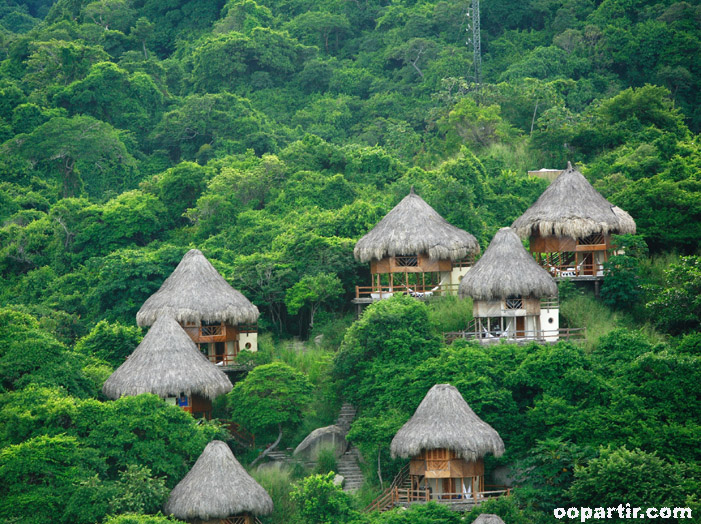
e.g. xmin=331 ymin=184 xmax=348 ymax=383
xmin=0 ymin=0 xmax=698 ymax=522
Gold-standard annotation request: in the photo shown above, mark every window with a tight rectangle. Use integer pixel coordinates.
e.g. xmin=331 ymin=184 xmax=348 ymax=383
xmin=505 ymin=297 xmax=523 ymax=309
xmin=395 ymin=255 xmax=418 ymax=267
xmin=579 ymin=233 xmax=605 ymax=246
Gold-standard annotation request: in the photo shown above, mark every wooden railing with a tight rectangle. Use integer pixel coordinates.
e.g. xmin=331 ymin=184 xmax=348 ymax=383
xmin=365 ymin=465 xmax=512 ymax=513
xmin=540 ymin=296 xmax=559 ymax=309
xmin=444 ymin=327 xmax=586 ymax=344
xmin=369 ymin=485 xmax=511 ymax=512
xmin=454 ymin=255 xmax=476 ymax=268
xmin=541 ymin=262 xmax=604 ymax=278
xmin=224 ymin=421 xmax=255 ymax=448
xmin=365 ymin=463 xmax=410 ymax=513
xmin=206 ymin=353 xmax=238 ymax=366
xmin=396 ymin=487 xmax=511 ymax=504
xmin=355 ymin=283 xmax=461 ymax=300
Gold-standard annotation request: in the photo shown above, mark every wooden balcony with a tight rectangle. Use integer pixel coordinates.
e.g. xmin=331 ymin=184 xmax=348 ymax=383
xmin=444 ymin=327 xmax=586 ymax=345
xmin=354 ymin=283 xmax=461 ymax=302
xmin=541 ymin=261 xmax=605 ymax=279
xmin=366 ymin=485 xmax=510 ymax=513
xmin=206 ymin=353 xmax=238 ymax=366
xmin=396 ymin=487 xmax=511 ymax=504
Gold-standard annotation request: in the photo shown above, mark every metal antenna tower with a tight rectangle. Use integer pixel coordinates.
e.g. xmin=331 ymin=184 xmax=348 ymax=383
xmin=466 ymin=0 xmax=481 ymax=85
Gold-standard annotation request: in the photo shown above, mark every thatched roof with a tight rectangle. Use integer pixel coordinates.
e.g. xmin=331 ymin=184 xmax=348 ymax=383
xmin=458 ymin=228 xmax=557 ymax=301
xmin=512 ymin=162 xmax=636 ymax=239
xmin=473 ymin=515 xmax=506 ymax=524
xmin=137 ymin=249 xmax=259 ymax=327
xmin=354 ymin=188 xmax=480 ymax=263
xmin=390 ymin=384 xmax=504 ymax=461
xmin=102 ymin=316 xmax=232 ymax=400
xmin=165 ymin=440 xmax=273 ymax=520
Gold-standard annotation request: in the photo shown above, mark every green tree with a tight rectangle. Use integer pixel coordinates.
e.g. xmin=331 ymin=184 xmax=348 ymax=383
xmin=191 ymin=28 xmax=309 ymax=92
xmin=646 ymin=256 xmax=701 ymax=335
xmin=333 ymin=295 xmax=442 ymax=412
xmin=54 ymin=61 xmax=163 ymax=140
xmin=74 ymin=319 xmax=142 ymax=367
xmin=569 ymin=447 xmax=688 ymax=522
xmin=514 ymin=437 xmax=596 ymax=511
xmin=23 ymin=39 xmax=109 ymax=91
xmin=442 ymin=97 xmax=516 ymax=151
xmin=84 ymin=245 xmax=187 ymax=324
xmin=149 ymin=162 xmax=209 ymax=226
xmin=291 ymin=472 xmax=360 ymax=524
xmin=0 ymin=308 xmax=98 ymax=397
xmin=0 ymin=434 xmax=105 ymax=524
xmin=131 ymin=17 xmax=155 ymax=59
xmin=227 ymin=362 xmax=313 ymax=463
xmin=601 ymin=234 xmax=648 ymax=311
xmin=372 ymin=501 xmax=462 ymax=523
xmin=108 ymin=464 xmax=169 ymax=515
xmin=285 ymin=11 xmax=350 ymax=54
xmin=214 ymin=0 xmax=273 ymax=34
xmin=81 ymin=0 xmax=135 ymax=33
xmin=2 ymin=115 xmax=138 ymax=198
xmin=85 ymin=395 xmax=223 ymax=481
xmin=149 ymin=93 xmax=277 ymax=161
xmin=285 ymin=272 xmax=343 ymax=329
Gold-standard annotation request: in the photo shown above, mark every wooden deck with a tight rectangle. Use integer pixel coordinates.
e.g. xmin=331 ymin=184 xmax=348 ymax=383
xmin=364 ymin=464 xmax=510 ymax=513
xmin=354 ymin=283 xmax=461 ymax=301
xmin=444 ymin=327 xmax=586 ymax=345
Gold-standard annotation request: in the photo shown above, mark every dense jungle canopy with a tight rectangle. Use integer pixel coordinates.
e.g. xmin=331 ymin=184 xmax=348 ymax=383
xmin=0 ymin=0 xmax=699 ymax=523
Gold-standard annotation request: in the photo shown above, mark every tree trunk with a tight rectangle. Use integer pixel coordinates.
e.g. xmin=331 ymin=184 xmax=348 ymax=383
xmin=530 ymin=100 xmax=539 ymax=136
xmin=250 ymin=423 xmax=283 ymax=467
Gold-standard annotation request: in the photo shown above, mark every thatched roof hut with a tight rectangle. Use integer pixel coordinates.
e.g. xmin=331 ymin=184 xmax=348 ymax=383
xmin=473 ymin=515 xmax=506 ymax=524
xmin=165 ymin=440 xmax=273 ymax=521
xmin=137 ymin=249 xmax=259 ymax=327
xmin=390 ymin=384 xmax=504 ymax=462
xmin=458 ymin=228 xmax=557 ymax=301
xmin=512 ymin=162 xmax=636 ymax=239
xmin=102 ymin=316 xmax=232 ymax=400
xmin=354 ymin=188 xmax=480 ymax=263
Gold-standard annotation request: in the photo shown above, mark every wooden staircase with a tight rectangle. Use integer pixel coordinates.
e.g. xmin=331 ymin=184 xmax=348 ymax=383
xmin=225 ymin=421 xmax=255 ymax=448
xmin=364 ymin=463 xmax=411 ymax=513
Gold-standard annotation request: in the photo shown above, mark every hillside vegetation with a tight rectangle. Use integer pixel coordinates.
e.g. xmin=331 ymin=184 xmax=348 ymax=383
xmin=0 ymin=0 xmax=699 ymax=523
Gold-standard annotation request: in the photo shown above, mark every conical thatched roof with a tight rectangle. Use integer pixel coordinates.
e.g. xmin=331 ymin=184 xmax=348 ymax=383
xmin=390 ymin=384 xmax=504 ymax=461
xmin=512 ymin=162 xmax=636 ymax=239
xmin=458 ymin=228 xmax=557 ymax=301
xmin=354 ymin=189 xmax=480 ymax=263
xmin=165 ymin=440 xmax=273 ymax=521
xmin=136 ymin=249 xmax=259 ymax=327
xmin=473 ymin=515 xmax=506 ymax=524
xmin=102 ymin=316 xmax=232 ymax=400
